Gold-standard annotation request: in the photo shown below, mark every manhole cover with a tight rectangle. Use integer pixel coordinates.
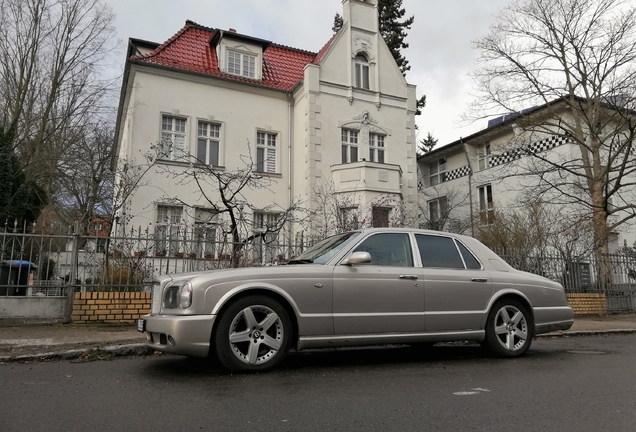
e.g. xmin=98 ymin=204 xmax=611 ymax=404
xmin=566 ymin=350 xmax=606 ymax=355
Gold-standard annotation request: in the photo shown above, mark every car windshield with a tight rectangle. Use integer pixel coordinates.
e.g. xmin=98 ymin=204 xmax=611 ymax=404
xmin=288 ymin=232 xmax=360 ymax=264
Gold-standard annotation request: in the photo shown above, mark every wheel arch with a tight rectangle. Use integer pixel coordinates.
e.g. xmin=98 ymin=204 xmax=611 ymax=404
xmin=483 ymin=290 xmax=535 ymax=327
xmin=210 ymin=287 xmax=300 ymax=350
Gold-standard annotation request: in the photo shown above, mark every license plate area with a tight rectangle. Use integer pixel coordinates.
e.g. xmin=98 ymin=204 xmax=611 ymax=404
xmin=137 ymin=318 xmax=145 ymax=332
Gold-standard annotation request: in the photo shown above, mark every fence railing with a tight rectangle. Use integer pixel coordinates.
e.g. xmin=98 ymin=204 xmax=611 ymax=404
xmin=2 ymin=223 xmax=635 ymax=311
xmin=1 ymin=222 xmax=310 ymax=294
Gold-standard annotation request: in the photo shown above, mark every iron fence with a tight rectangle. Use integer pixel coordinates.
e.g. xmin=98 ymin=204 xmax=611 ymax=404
xmin=1 ymin=221 xmax=310 ymax=294
xmin=1 ymin=221 xmax=635 ymax=311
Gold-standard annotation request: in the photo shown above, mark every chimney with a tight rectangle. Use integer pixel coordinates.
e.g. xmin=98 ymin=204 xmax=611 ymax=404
xmin=229 ymin=28 xmax=237 ymax=33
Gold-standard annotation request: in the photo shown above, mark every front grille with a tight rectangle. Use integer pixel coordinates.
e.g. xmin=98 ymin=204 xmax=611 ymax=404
xmin=151 ymin=282 xmax=162 ymax=314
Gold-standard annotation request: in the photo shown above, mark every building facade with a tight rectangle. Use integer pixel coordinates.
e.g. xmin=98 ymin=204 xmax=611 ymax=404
xmin=417 ymin=99 xmax=636 ymax=253
xmin=113 ymin=0 xmax=418 ymax=256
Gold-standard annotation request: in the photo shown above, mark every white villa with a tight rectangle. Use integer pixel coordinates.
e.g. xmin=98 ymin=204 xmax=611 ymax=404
xmin=113 ymin=0 xmax=419 ymax=257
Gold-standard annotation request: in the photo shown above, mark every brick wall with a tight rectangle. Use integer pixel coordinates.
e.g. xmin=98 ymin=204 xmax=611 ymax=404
xmin=567 ymin=293 xmax=607 ymax=316
xmin=72 ymin=292 xmax=151 ymax=323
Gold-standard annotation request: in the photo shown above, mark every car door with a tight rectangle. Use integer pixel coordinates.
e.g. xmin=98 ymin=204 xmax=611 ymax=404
xmin=332 ymin=232 xmax=425 ymax=335
xmin=415 ymin=234 xmax=494 ymax=332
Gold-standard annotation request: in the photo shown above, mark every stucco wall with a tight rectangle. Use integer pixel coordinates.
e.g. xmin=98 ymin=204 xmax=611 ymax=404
xmin=0 ymin=297 xmax=67 ymax=319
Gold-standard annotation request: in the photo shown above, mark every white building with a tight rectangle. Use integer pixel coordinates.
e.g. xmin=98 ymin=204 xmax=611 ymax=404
xmin=113 ymin=0 xmax=418 ymax=255
xmin=417 ymin=98 xmax=636 ymax=253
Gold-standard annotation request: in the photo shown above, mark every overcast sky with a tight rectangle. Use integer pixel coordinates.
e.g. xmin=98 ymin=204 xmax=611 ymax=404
xmin=104 ymin=0 xmax=513 ymax=145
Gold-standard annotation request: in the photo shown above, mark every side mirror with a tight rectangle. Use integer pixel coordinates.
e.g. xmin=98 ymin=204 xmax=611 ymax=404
xmin=342 ymin=251 xmax=371 ymax=265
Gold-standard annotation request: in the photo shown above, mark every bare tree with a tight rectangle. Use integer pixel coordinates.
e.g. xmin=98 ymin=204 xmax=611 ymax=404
xmin=470 ymin=0 xmax=636 ymax=285
xmin=309 ymin=180 xmax=367 ymax=240
xmin=418 ymin=184 xmax=471 ymax=234
xmin=0 ymin=0 xmax=119 ymax=207
xmin=147 ymin=142 xmax=303 ymax=267
xmin=54 ymin=122 xmax=116 ymax=228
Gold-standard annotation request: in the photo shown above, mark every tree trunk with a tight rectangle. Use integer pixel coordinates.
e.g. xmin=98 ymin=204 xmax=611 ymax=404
xmin=591 ymin=184 xmax=611 ymax=293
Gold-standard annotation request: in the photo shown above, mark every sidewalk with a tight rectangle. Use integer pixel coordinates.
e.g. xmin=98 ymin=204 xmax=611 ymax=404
xmin=1 ymin=313 xmax=635 ymax=363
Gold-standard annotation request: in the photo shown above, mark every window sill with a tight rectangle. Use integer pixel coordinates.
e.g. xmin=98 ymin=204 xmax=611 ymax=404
xmin=157 ymin=159 xmax=226 ymax=170
xmin=255 ymin=171 xmax=283 ymax=178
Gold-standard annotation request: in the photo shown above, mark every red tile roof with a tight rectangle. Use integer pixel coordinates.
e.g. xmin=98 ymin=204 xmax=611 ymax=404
xmin=132 ymin=20 xmax=336 ymax=91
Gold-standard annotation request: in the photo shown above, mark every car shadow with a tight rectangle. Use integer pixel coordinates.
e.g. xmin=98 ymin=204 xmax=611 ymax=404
xmin=139 ymin=342 xmax=511 ymax=377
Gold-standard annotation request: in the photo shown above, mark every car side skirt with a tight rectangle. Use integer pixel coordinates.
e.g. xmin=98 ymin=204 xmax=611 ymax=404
xmin=297 ymin=330 xmax=485 ymax=350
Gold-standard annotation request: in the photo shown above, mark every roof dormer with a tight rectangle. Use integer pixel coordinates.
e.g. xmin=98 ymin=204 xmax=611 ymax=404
xmin=210 ymin=29 xmax=271 ymax=81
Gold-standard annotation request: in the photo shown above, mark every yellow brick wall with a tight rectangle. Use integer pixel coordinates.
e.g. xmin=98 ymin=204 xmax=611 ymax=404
xmin=567 ymin=293 xmax=607 ymax=316
xmin=72 ymin=292 xmax=151 ymax=323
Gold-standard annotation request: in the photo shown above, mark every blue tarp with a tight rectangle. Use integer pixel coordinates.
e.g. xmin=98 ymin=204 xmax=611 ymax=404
xmin=2 ymin=260 xmax=36 ymax=267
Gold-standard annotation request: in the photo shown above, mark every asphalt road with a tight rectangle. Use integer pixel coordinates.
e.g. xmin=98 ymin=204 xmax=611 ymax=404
xmin=1 ymin=335 xmax=634 ymax=432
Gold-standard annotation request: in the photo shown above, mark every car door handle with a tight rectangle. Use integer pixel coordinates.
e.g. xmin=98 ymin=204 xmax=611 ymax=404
xmin=471 ymin=278 xmax=488 ymax=282
xmin=399 ymin=275 xmax=418 ymax=280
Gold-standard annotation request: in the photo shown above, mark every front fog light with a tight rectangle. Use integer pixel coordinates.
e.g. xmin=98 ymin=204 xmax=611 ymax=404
xmin=180 ymin=282 xmax=193 ymax=309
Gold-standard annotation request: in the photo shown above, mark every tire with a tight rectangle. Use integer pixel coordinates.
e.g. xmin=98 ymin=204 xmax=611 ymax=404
xmin=214 ymin=295 xmax=292 ymax=372
xmin=483 ymin=299 xmax=533 ymax=358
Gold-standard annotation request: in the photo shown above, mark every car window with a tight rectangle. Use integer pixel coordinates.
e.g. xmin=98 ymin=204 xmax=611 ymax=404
xmin=415 ymin=234 xmax=464 ymax=269
xmin=352 ymin=233 xmax=413 ymax=267
xmin=292 ymin=232 xmax=360 ymax=264
xmin=456 ymin=241 xmax=482 ymax=269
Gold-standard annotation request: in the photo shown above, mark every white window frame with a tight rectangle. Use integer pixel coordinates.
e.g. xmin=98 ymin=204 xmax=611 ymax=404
xmin=427 ymin=196 xmax=448 ymax=231
xmin=369 ymin=133 xmax=385 ymax=163
xmin=155 ymin=205 xmax=182 ymax=255
xmin=429 ymin=158 xmax=447 ymax=186
xmin=478 ymin=143 xmax=491 ymax=171
xmin=227 ymin=50 xmax=256 ymax=79
xmin=342 ymin=129 xmax=359 ymax=164
xmin=339 ymin=207 xmax=360 ymax=231
xmin=194 ymin=208 xmax=217 ymax=259
xmin=253 ymin=212 xmax=280 ymax=264
xmin=478 ymin=184 xmax=494 ymax=225
xmin=197 ymin=121 xmax=221 ymax=166
xmin=256 ymin=131 xmax=277 ymax=173
xmin=160 ymin=115 xmax=187 ymax=161
xmin=354 ymin=54 xmax=370 ymax=90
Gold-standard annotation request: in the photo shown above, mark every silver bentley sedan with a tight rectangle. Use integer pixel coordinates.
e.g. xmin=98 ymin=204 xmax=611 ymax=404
xmin=137 ymin=228 xmax=573 ymax=372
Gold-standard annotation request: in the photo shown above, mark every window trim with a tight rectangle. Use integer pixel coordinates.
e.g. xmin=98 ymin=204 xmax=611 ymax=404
xmin=427 ymin=196 xmax=448 ymax=230
xmin=227 ymin=49 xmax=256 ymax=79
xmin=256 ymin=131 xmax=278 ymax=173
xmin=369 ymin=133 xmax=385 ymax=163
xmin=341 ymin=128 xmax=359 ymax=164
xmin=160 ymin=114 xmax=188 ymax=161
xmin=371 ymin=206 xmax=391 ymax=228
xmin=155 ymin=205 xmax=183 ymax=255
xmin=354 ymin=54 xmax=370 ymax=90
xmin=478 ymin=142 xmax=491 ymax=171
xmin=429 ymin=158 xmax=447 ymax=186
xmin=478 ymin=184 xmax=494 ymax=225
xmin=197 ymin=120 xmax=222 ymax=167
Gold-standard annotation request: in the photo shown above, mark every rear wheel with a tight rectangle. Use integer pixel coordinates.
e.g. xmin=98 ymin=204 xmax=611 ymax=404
xmin=484 ymin=299 xmax=533 ymax=357
xmin=214 ymin=295 xmax=292 ymax=372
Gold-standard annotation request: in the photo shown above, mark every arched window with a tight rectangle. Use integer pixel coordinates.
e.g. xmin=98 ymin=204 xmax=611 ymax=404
xmin=354 ymin=54 xmax=369 ymax=89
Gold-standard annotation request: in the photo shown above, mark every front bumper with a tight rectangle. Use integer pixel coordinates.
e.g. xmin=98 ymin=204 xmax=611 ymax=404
xmin=140 ymin=314 xmax=216 ymax=357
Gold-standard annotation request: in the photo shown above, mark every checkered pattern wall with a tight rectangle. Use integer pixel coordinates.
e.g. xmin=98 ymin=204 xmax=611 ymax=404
xmin=490 ymin=135 xmax=571 ymax=167
xmin=419 ymin=164 xmax=472 ymax=191
xmin=446 ymin=165 xmax=472 ymax=181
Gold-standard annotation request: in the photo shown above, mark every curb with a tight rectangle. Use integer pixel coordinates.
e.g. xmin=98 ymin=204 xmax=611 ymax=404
xmin=0 ymin=343 xmax=155 ymax=363
xmin=1 ymin=329 xmax=635 ymax=363
xmin=536 ymin=328 xmax=636 ymax=338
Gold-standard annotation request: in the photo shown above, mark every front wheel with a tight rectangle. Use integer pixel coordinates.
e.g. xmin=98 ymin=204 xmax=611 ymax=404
xmin=483 ymin=299 xmax=533 ymax=357
xmin=214 ymin=295 xmax=292 ymax=372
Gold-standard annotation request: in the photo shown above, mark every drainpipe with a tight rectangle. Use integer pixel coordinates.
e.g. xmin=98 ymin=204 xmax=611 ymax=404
xmin=462 ymin=138 xmax=475 ymax=237
xmin=287 ymin=97 xmax=293 ymax=253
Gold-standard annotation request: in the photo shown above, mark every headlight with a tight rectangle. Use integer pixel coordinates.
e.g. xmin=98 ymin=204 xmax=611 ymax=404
xmin=180 ymin=281 xmax=193 ymax=309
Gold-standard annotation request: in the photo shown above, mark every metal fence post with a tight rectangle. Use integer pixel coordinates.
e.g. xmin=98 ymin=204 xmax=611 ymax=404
xmin=64 ymin=221 xmax=81 ymax=322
